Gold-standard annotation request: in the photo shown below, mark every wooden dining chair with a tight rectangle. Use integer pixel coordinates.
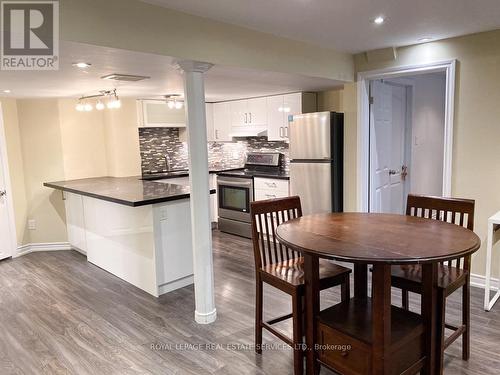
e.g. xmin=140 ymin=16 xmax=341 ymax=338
xmin=391 ymin=194 xmax=475 ymax=361
xmin=250 ymin=196 xmax=351 ymax=375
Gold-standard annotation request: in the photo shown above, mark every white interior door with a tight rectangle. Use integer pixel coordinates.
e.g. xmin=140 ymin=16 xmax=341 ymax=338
xmin=369 ymin=80 xmax=407 ymax=214
xmin=0 ymin=108 xmax=14 ymax=260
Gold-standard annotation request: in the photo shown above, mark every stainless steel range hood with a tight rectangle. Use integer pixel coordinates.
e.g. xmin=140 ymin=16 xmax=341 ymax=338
xmin=229 ymin=126 xmax=267 ymax=138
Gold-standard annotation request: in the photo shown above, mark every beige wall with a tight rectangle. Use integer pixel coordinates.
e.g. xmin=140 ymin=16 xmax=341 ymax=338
xmin=0 ymin=98 xmax=29 ymax=244
xmin=58 ymin=99 xmax=108 ymax=180
xmin=2 ymin=98 xmax=142 ymax=248
xmin=318 ymin=84 xmax=357 ymax=212
xmin=103 ymin=99 xmax=141 ymax=177
xmin=60 ymin=0 xmax=353 ymax=82
xmin=353 ymin=29 xmax=500 ymax=277
xmin=16 ymin=99 xmax=67 ymax=244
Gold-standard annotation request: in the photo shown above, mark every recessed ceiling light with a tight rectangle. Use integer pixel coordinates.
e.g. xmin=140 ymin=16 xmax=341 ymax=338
xmin=418 ymin=37 xmax=433 ymax=43
xmin=72 ymin=62 xmax=91 ymax=69
xmin=3 ymin=89 xmax=11 ymax=93
xmin=373 ymin=16 xmax=385 ymax=25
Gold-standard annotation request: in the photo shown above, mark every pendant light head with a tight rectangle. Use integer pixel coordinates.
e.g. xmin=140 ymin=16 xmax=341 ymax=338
xmin=76 ymin=101 xmax=84 ymax=111
xmin=165 ymin=94 xmax=183 ymax=110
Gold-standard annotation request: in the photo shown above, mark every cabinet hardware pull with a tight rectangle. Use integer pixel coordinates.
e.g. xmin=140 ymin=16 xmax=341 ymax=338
xmin=279 ymin=127 xmax=284 ymax=137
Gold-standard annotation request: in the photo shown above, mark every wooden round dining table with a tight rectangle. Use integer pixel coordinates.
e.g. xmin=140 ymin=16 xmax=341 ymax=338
xmin=276 ymin=212 xmax=481 ymax=375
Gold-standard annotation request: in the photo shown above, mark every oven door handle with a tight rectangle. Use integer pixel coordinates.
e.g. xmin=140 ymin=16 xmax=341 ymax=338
xmin=217 ymin=180 xmax=253 ymax=188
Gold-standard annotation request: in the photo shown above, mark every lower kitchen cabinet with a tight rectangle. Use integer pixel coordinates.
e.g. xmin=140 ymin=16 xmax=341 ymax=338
xmin=254 ymin=177 xmax=289 ymax=201
xmin=154 ymin=175 xmax=218 ymax=223
xmin=64 ymin=192 xmax=87 ymax=254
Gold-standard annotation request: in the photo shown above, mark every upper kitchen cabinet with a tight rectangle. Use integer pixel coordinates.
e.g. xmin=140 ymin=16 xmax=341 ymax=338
xmin=267 ymin=92 xmax=317 ymax=141
xmin=213 ymin=102 xmax=232 ymax=141
xmin=230 ymin=97 xmax=267 ymax=127
xmin=178 ymin=103 xmax=217 ymax=142
xmin=138 ymin=100 xmax=186 ymax=128
xmin=205 ymin=103 xmax=215 ymax=142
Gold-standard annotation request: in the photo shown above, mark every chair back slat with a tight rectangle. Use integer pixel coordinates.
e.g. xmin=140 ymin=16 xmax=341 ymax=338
xmin=251 ymin=196 xmax=302 ymax=269
xmin=406 ymin=194 xmax=475 ymax=270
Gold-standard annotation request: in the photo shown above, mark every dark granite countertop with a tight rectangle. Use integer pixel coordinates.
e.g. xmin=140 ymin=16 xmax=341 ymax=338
xmin=141 ymin=167 xmax=244 ymax=181
xmin=44 ymin=176 xmax=215 ymax=207
xmin=216 ymin=170 xmax=290 ymax=180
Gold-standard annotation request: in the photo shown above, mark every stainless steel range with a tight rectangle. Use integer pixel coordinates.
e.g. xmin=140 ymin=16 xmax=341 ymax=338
xmin=217 ymin=152 xmax=284 ymax=238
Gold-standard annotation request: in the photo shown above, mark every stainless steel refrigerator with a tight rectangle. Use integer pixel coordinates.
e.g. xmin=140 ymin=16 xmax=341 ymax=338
xmin=289 ymin=112 xmax=344 ymax=215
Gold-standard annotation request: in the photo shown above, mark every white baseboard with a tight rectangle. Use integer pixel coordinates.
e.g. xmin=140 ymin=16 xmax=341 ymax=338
xmin=471 ymin=273 xmax=499 ymax=291
xmin=158 ymin=275 xmax=194 ymax=296
xmin=15 ymin=242 xmax=72 ymax=257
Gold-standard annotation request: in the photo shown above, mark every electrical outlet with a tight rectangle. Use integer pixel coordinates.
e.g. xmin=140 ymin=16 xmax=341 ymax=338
xmin=28 ymin=219 xmax=36 ymax=230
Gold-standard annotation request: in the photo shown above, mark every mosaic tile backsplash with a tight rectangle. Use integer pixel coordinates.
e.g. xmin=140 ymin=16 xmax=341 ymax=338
xmin=139 ymin=128 xmax=289 ymax=175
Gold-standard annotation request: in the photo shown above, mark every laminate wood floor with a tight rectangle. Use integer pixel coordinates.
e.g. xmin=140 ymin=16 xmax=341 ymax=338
xmin=0 ymin=231 xmax=499 ymax=374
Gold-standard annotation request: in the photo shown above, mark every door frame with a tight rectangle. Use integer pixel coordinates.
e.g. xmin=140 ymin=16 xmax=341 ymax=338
xmin=357 ymin=60 xmax=456 ymax=212
xmin=0 ymin=102 xmax=18 ymax=258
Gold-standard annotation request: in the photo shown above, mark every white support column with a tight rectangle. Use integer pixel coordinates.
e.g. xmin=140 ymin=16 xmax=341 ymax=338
xmin=174 ymin=60 xmax=216 ymax=324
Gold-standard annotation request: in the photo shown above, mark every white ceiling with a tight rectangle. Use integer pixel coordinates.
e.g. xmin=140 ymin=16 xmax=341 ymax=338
xmin=142 ymin=0 xmax=500 ymax=53
xmin=0 ymin=42 xmax=342 ymax=100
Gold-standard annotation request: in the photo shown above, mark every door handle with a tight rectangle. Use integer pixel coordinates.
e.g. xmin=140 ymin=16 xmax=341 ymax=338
xmin=250 ymin=112 xmax=252 ymax=123
xmin=0 ymin=190 xmax=6 ymax=197
xmin=285 ymin=126 xmax=289 ymax=138
xmin=389 ymin=169 xmax=398 ymax=175
xmin=244 ymin=113 xmax=247 ymax=124
xmin=279 ymin=127 xmax=284 ymax=138
xmin=215 ymin=129 xmax=219 ymax=140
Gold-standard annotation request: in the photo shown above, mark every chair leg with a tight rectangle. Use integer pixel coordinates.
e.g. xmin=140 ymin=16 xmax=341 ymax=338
xmin=402 ymin=289 xmax=409 ymax=310
xmin=341 ymin=274 xmax=350 ymax=301
xmin=436 ymin=289 xmax=446 ymax=373
xmin=255 ymin=277 xmax=263 ymax=354
xmin=292 ymin=292 xmax=304 ymax=375
xmin=462 ymin=282 xmax=470 ymax=360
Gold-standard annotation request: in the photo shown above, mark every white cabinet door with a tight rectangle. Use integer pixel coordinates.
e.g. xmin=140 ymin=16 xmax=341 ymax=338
xmin=213 ymin=102 xmax=232 ymax=141
xmin=284 ymin=93 xmax=303 ymax=117
xmin=247 ymin=97 xmax=267 ymax=126
xmin=209 ymin=174 xmax=218 ymax=223
xmin=230 ymin=100 xmax=248 ymax=127
xmin=283 ymin=93 xmax=303 ymax=139
xmin=254 ymin=177 xmax=290 ymax=201
xmin=205 ymin=103 xmax=215 ymax=142
xmin=64 ymin=192 xmax=87 ymax=253
xmin=140 ymin=100 xmax=186 ymax=128
xmin=267 ymin=95 xmax=285 ymax=141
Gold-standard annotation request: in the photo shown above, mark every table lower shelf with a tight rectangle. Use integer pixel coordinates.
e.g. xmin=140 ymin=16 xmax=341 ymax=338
xmin=316 ymin=297 xmax=425 ymax=375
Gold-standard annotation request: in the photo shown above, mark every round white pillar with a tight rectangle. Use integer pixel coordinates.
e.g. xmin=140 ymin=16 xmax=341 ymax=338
xmin=174 ymin=60 xmax=216 ymax=324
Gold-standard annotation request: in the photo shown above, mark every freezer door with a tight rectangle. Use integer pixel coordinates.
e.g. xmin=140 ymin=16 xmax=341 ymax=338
xmin=289 ymin=112 xmax=331 ymax=160
xmin=290 ymin=162 xmax=332 ymax=215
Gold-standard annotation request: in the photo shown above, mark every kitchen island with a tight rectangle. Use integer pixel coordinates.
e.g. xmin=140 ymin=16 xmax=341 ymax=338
xmin=44 ymin=176 xmax=216 ymax=297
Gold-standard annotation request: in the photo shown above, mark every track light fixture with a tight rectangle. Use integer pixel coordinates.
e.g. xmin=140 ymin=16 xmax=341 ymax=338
xmin=75 ymin=89 xmax=121 ymax=112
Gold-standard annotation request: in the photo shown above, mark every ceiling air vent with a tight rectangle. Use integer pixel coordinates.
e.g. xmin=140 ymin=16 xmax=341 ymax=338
xmin=101 ymin=73 xmax=150 ymax=82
